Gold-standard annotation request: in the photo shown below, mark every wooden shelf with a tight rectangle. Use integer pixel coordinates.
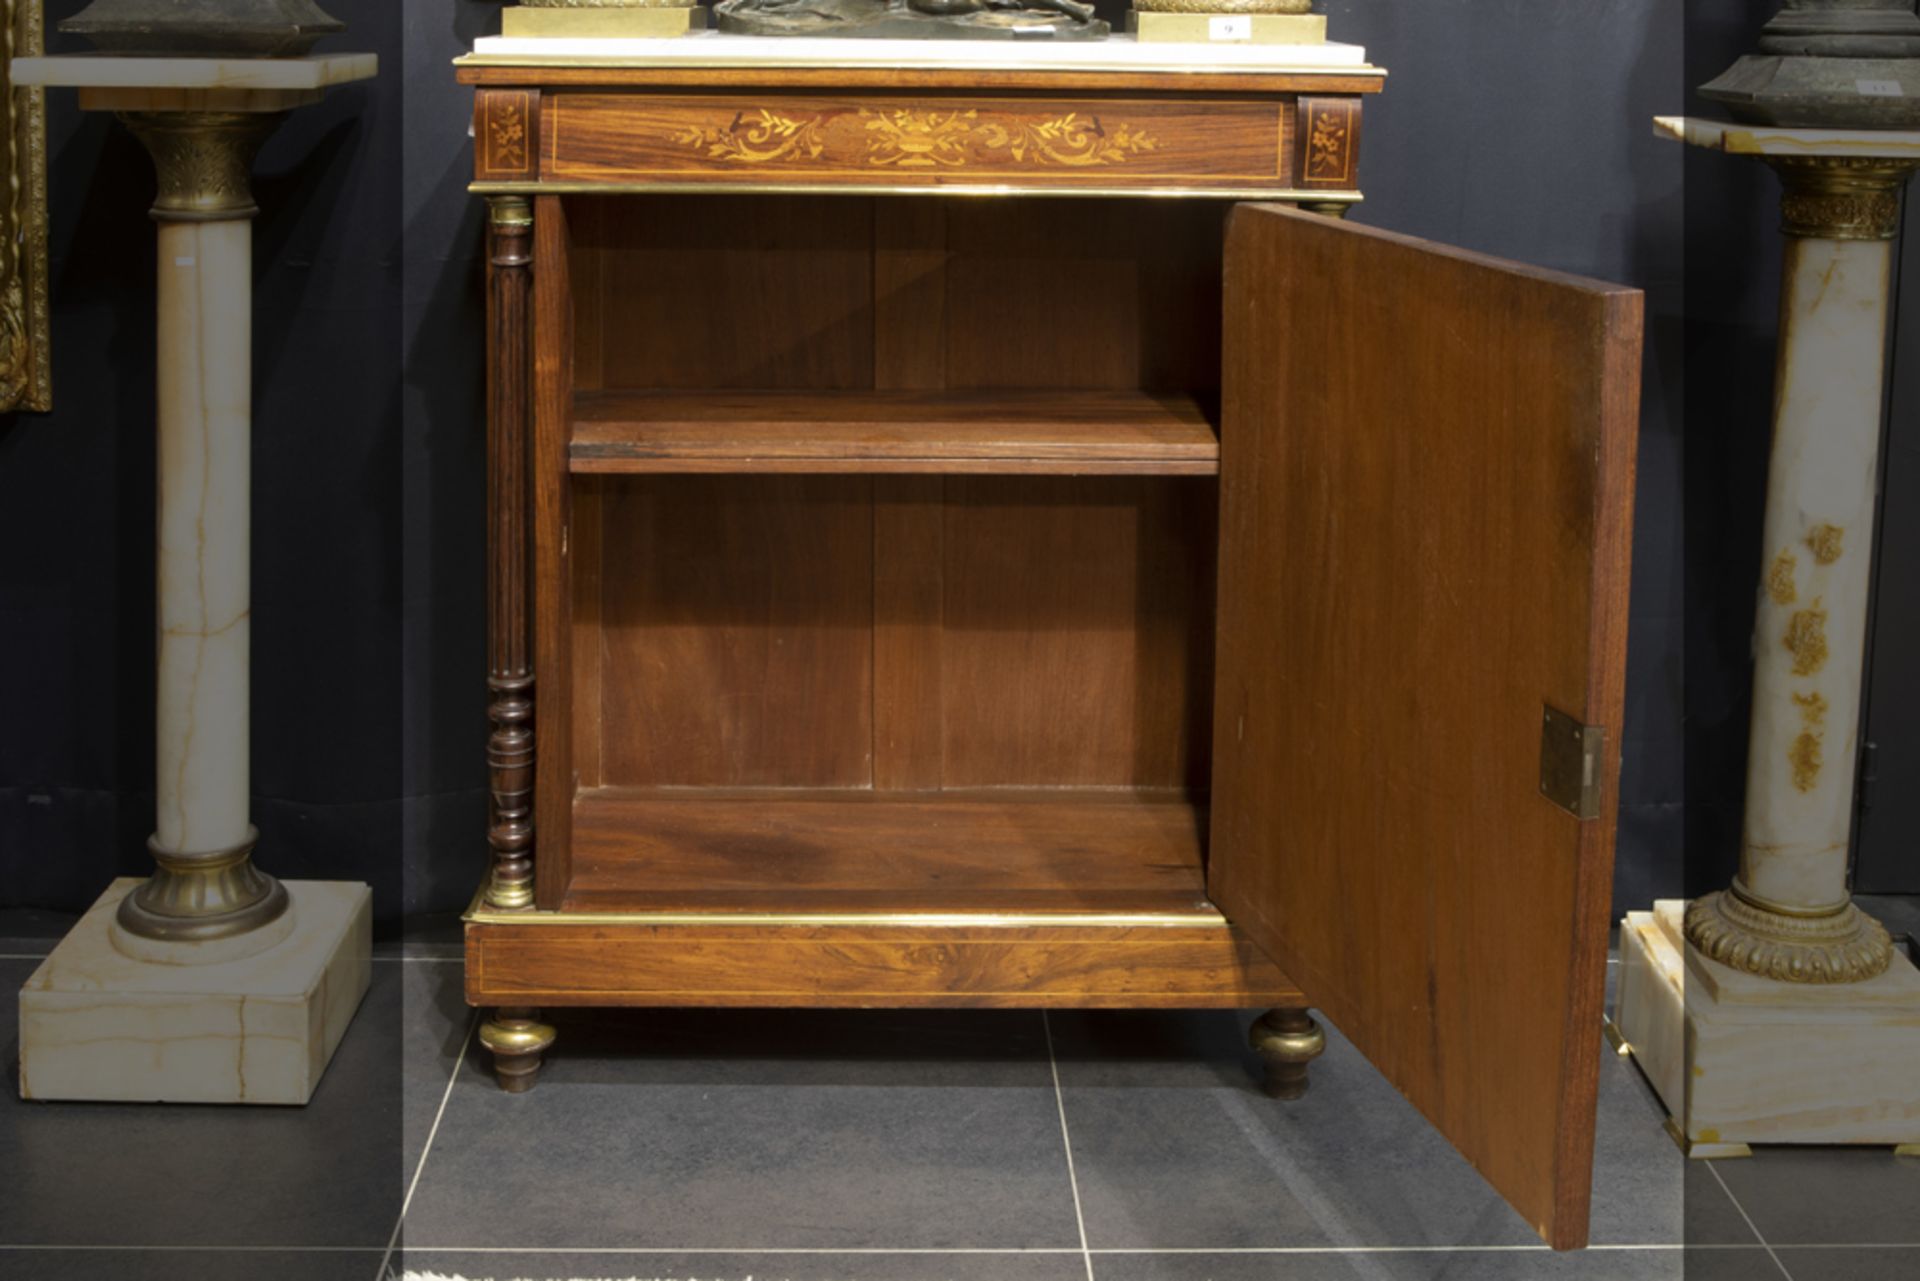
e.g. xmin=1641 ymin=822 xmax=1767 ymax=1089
xmin=569 ymin=389 xmax=1221 ymax=476
xmin=563 ymin=788 xmax=1213 ymax=915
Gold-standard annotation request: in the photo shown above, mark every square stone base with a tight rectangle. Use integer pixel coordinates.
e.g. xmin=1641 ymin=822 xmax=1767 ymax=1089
xmin=18 ymin=878 xmax=371 ymax=1105
xmin=1614 ymin=899 xmax=1920 ymax=1150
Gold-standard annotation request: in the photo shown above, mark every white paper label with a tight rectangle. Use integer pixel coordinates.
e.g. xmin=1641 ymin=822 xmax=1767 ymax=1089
xmin=1857 ymin=79 xmax=1905 ymax=98
xmin=1210 ymin=15 xmax=1252 ymax=40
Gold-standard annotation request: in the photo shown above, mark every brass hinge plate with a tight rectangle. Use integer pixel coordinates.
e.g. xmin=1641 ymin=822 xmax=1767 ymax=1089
xmin=1540 ymin=706 xmax=1606 ymax=820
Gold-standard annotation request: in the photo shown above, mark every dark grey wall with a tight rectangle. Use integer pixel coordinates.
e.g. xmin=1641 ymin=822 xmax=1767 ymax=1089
xmin=0 ymin=1 xmax=404 ymax=920
xmin=6 ymin=0 xmax=1907 ymax=926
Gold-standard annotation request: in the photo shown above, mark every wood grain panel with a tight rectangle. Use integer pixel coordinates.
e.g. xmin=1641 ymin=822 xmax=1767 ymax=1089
xmin=570 ymin=476 xmax=604 ymax=790
xmin=873 ymin=200 xmax=947 ymax=391
xmin=585 ymin=195 xmax=874 ymax=391
xmin=565 ymin=788 xmax=1210 ymax=913
xmin=543 ymin=94 xmax=1288 ymax=190
xmin=568 ymin=389 xmax=1221 ymax=475
xmin=532 ymin=196 xmax=575 ymax=907
xmin=943 ymin=200 xmax=1229 ymax=391
xmin=469 ymin=920 xmax=1300 ymax=1008
xmin=941 ymin=477 xmax=1216 ymax=790
xmin=597 ymin=476 xmax=875 ymax=788
xmin=1210 ymin=204 xmax=1642 ymax=1250
xmin=873 ymin=477 xmax=945 ymax=790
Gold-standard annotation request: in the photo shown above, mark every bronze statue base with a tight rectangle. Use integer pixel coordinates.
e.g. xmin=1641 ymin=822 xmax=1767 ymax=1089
xmin=716 ymin=0 xmax=1109 ymax=41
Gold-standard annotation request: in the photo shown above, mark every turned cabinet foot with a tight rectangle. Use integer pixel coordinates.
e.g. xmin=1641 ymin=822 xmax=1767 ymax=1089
xmin=1251 ymin=1007 xmax=1326 ymax=1100
xmin=479 ymin=1006 xmax=556 ymax=1093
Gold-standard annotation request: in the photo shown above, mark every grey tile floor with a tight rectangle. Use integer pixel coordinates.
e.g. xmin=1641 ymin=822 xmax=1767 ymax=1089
xmin=2 ymin=922 xmax=1917 ymax=1281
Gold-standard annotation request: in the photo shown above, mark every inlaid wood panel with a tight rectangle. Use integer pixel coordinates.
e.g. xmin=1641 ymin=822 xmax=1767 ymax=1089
xmin=542 ymin=94 xmax=1291 ymax=191
xmin=597 ymin=475 xmax=875 ymax=788
xmin=468 ymin=920 xmax=1300 ymax=1008
xmin=940 ymin=477 xmax=1216 ymax=790
xmin=475 ymin=88 xmax=539 ymax=183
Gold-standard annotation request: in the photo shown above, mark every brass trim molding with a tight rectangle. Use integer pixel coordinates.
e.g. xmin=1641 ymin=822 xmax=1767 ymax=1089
xmin=465 ymin=892 xmax=1235 ymax=931
xmin=470 ymin=179 xmax=1362 ymax=201
xmin=119 ymin=109 xmax=287 ymax=222
xmin=1769 ymin=155 xmax=1920 ymax=240
xmin=1684 ymin=886 xmax=1894 ymax=983
xmin=1 ymin=0 xmax=50 ymax=412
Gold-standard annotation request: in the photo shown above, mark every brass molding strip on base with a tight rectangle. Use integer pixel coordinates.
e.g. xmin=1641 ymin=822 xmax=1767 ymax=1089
xmin=468 ymin=180 xmax=1363 ymax=202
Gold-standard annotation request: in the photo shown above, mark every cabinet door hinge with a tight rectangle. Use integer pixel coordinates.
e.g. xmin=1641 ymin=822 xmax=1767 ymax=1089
xmin=1540 ymin=706 xmax=1606 ymax=821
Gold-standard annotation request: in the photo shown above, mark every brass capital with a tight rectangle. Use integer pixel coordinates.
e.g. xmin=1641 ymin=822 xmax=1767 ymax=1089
xmin=118 ymin=110 xmax=285 ymax=223
xmin=1769 ymin=155 xmax=1920 ymax=240
xmin=1684 ymin=887 xmax=1894 ymax=983
xmin=488 ymin=193 xmax=534 ymax=230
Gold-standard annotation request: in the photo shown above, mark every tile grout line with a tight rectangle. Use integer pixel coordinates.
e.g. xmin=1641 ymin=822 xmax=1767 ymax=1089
xmin=1706 ymin=1158 xmax=1796 ymax=1281
xmin=1041 ymin=1010 xmax=1096 ymax=1281
xmin=375 ymin=1008 xmax=479 ymax=1281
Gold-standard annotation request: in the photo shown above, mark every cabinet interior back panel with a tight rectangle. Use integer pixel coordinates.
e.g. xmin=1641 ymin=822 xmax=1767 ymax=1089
xmin=580 ymin=195 xmax=878 ymax=392
xmin=595 ymin=475 xmax=878 ymax=788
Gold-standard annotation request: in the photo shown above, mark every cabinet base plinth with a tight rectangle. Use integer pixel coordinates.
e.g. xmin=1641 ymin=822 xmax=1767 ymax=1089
xmin=1614 ymin=900 xmax=1920 ymax=1150
xmin=18 ymin=878 xmax=371 ymax=1105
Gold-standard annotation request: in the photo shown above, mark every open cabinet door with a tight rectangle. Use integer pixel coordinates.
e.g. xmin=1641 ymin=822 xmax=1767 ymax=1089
xmin=1209 ymin=204 xmax=1641 ymax=1251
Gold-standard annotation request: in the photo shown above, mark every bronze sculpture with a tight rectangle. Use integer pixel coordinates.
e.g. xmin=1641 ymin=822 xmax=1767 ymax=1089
xmin=715 ymin=0 xmax=1109 ymax=42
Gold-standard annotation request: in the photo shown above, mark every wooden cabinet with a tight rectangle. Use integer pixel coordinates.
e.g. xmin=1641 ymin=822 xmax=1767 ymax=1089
xmin=456 ymin=48 xmax=1642 ymax=1253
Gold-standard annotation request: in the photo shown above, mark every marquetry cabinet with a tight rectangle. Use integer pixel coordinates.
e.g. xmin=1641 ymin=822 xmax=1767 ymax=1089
xmin=456 ymin=43 xmax=1642 ymax=1252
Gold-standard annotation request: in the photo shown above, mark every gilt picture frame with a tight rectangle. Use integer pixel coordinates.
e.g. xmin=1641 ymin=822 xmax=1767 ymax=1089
xmin=1 ymin=0 xmax=50 ymax=413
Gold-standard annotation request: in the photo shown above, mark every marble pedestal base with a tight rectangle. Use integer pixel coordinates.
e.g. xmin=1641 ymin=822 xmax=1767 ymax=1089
xmin=18 ymin=878 xmax=371 ymax=1105
xmin=1613 ymin=900 xmax=1920 ymax=1154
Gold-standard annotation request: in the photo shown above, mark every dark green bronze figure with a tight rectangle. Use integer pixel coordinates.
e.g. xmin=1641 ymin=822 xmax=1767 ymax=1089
xmin=716 ymin=0 xmax=1109 ymax=42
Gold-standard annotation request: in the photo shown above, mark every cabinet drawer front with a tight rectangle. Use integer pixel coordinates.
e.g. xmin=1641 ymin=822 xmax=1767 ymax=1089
xmin=539 ymin=93 xmax=1293 ymax=191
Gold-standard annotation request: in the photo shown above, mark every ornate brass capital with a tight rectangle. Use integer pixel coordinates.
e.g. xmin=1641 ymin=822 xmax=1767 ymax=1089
xmin=1769 ymin=155 xmax=1920 ymax=240
xmin=1684 ymin=885 xmax=1894 ymax=983
xmin=118 ymin=110 xmax=285 ymax=222
xmin=116 ymin=825 xmax=292 ymax=942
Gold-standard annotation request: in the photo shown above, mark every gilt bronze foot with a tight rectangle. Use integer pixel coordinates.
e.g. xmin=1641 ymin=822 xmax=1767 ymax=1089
xmin=1251 ymin=1007 xmax=1325 ymax=1100
xmin=479 ymin=1006 xmax=556 ymax=1093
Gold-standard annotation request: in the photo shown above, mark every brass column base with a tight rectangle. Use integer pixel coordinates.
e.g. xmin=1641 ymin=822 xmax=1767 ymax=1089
xmin=480 ymin=1006 xmax=557 ymax=1093
xmin=1251 ymin=1007 xmax=1325 ymax=1100
xmin=1684 ymin=885 xmax=1894 ymax=984
xmin=114 ymin=825 xmax=291 ymax=944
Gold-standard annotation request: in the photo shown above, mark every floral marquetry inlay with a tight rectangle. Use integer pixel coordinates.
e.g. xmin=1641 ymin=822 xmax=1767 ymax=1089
xmin=664 ymin=106 xmax=1161 ymax=170
xmin=675 ymin=110 xmax=829 ymax=164
xmin=491 ymin=100 xmax=528 ymax=171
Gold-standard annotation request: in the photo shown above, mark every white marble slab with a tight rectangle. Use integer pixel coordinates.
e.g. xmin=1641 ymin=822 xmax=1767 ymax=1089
xmin=1615 ymin=901 xmax=1920 ymax=1148
xmin=1656 ymin=114 xmax=1920 ymax=159
xmin=19 ymin=879 xmax=372 ymax=1105
xmin=462 ymin=31 xmax=1377 ymax=75
xmin=10 ymin=52 xmax=377 ymax=91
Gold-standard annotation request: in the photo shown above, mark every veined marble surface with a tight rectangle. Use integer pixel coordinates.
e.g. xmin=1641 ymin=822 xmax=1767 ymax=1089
xmin=1739 ymin=238 xmax=1891 ymax=909
xmin=1616 ymin=902 xmax=1920 ymax=1147
xmin=1656 ymin=115 xmax=1920 ymax=160
xmin=155 ymin=221 xmax=253 ymax=855
xmin=10 ymin=53 xmax=378 ymax=92
xmin=462 ymin=31 xmax=1377 ymax=74
xmin=19 ymin=879 xmax=372 ymax=1105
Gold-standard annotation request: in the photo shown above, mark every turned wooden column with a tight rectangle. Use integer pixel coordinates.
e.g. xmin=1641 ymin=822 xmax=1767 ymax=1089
xmin=485 ymin=194 xmax=537 ymax=911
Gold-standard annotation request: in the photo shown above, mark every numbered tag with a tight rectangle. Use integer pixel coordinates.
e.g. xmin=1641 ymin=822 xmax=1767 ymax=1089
xmin=1857 ymin=79 xmax=1905 ymax=98
xmin=1209 ymin=15 xmax=1252 ymax=41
